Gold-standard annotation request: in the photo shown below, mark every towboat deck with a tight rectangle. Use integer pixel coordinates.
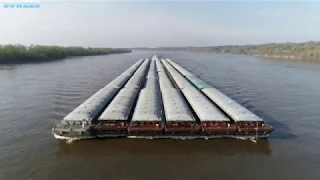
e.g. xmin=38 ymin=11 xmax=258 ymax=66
xmin=52 ymin=55 xmax=274 ymax=140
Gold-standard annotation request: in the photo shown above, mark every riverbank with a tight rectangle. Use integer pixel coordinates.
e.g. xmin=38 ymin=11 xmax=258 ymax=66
xmin=0 ymin=45 xmax=131 ymax=64
xmin=136 ymin=41 xmax=320 ymax=61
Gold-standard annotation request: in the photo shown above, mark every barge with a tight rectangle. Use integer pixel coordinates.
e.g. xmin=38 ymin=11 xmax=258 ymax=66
xmin=161 ymin=88 xmax=199 ymax=135
xmin=129 ymin=89 xmax=164 ymax=136
xmin=95 ymin=88 xmax=139 ymax=136
xmin=52 ymin=55 xmax=274 ymax=140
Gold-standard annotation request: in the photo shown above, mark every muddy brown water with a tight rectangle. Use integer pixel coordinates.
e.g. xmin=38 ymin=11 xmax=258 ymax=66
xmin=0 ymin=51 xmax=320 ymax=179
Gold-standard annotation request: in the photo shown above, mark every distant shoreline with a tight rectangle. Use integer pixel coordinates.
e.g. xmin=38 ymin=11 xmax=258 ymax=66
xmin=0 ymin=45 xmax=132 ymax=64
xmin=135 ymin=41 xmax=320 ymax=61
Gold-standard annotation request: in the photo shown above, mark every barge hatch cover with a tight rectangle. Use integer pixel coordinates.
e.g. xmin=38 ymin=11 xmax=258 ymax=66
xmin=132 ymin=89 xmax=163 ymax=122
xmin=146 ymin=60 xmax=157 ymax=79
xmin=161 ymin=88 xmax=195 ymax=122
xmin=121 ymin=59 xmax=145 ymax=76
xmin=181 ymin=87 xmax=230 ymax=122
xmin=202 ymin=88 xmax=263 ymax=122
xmin=156 ymin=59 xmax=165 ymax=72
xmin=162 ymin=59 xmax=191 ymax=89
xmin=186 ymin=75 xmax=212 ymax=89
xmin=63 ymin=87 xmax=120 ymax=123
xmin=124 ymin=74 xmax=145 ymax=89
xmin=124 ymin=62 xmax=148 ymax=89
xmin=166 ymin=58 xmax=193 ymax=77
xmin=158 ymin=71 xmax=174 ymax=89
xmin=135 ymin=58 xmax=150 ymax=73
xmin=98 ymin=88 xmax=139 ymax=121
xmin=107 ymin=74 xmax=132 ymax=88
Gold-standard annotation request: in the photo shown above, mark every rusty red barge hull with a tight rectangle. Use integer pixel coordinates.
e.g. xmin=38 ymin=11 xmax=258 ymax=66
xmin=87 ymin=121 xmax=274 ymax=137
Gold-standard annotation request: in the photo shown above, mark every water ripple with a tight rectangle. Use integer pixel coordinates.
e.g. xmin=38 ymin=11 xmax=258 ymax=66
xmin=0 ymin=51 xmax=320 ymax=179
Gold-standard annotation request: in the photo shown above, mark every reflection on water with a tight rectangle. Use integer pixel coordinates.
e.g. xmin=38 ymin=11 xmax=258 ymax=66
xmin=262 ymin=56 xmax=320 ymax=65
xmin=57 ymin=139 xmax=272 ymax=157
xmin=0 ymin=65 xmax=16 ymax=70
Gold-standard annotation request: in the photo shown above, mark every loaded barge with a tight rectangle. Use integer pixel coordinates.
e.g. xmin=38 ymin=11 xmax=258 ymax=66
xmin=52 ymin=55 xmax=274 ymax=140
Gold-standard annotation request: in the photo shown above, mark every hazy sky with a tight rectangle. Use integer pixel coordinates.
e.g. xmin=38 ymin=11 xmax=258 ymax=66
xmin=0 ymin=1 xmax=319 ymax=48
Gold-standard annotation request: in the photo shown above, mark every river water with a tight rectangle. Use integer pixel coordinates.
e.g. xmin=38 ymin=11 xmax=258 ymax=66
xmin=0 ymin=51 xmax=320 ymax=180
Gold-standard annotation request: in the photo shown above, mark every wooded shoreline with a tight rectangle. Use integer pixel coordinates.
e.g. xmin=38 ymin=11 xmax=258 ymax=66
xmin=136 ymin=41 xmax=320 ymax=61
xmin=0 ymin=45 xmax=132 ymax=64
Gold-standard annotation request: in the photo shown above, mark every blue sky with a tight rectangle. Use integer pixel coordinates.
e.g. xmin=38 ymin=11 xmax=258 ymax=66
xmin=0 ymin=1 xmax=319 ymax=47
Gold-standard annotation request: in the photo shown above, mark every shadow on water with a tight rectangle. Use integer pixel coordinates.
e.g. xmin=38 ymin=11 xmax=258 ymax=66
xmin=256 ymin=110 xmax=297 ymax=140
xmin=56 ymin=138 xmax=272 ymax=157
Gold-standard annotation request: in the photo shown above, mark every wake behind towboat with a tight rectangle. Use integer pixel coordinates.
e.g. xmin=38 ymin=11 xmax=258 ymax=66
xmin=52 ymin=55 xmax=274 ymax=141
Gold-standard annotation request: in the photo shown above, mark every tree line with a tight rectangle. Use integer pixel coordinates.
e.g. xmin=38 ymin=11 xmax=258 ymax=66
xmin=0 ymin=44 xmax=132 ymax=64
xmin=151 ymin=41 xmax=320 ymax=60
